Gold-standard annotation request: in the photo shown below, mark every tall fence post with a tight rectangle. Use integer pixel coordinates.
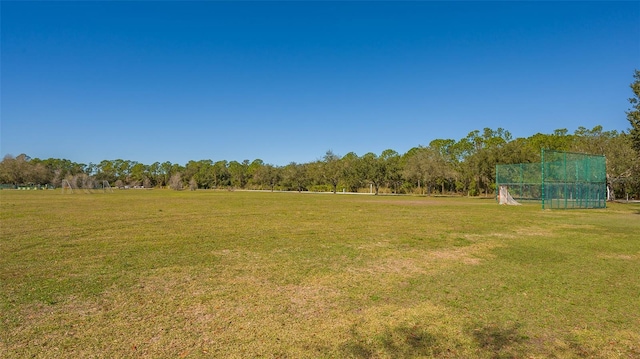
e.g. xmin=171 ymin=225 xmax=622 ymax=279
xmin=541 ymin=149 xmax=545 ymax=209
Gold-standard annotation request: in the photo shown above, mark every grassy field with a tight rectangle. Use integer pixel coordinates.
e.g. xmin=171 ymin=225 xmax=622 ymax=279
xmin=1 ymin=190 xmax=639 ymax=358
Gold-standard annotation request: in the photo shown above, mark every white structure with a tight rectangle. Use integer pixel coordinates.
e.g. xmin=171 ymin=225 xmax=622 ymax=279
xmin=498 ymin=186 xmax=521 ymax=205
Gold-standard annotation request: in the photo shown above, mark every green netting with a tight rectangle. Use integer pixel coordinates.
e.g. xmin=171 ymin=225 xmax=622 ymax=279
xmin=495 ymin=163 xmax=542 ymax=201
xmin=541 ymin=150 xmax=606 ymax=209
xmin=495 ymin=150 xmax=607 ymax=209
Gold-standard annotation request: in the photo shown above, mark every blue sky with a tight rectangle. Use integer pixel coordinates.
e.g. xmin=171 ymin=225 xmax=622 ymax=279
xmin=2 ymin=1 xmax=639 ymax=166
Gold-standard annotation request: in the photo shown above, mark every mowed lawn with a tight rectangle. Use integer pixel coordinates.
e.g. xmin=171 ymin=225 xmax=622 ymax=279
xmin=1 ymin=190 xmax=639 ymax=358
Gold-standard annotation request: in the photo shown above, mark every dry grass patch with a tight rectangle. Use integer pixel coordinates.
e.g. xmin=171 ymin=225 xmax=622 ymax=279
xmin=597 ymin=252 xmax=640 ymax=261
xmin=512 ymin=226 xmax=554 ymax=238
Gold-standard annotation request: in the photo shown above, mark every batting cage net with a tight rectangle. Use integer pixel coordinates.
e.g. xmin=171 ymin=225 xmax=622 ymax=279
xmin=496 ymin=150 xmax=607 ymax=209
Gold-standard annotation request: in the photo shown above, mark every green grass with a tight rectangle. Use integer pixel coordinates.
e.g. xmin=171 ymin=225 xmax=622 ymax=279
xmin=1 ymin=190 xmax=639 ymax=358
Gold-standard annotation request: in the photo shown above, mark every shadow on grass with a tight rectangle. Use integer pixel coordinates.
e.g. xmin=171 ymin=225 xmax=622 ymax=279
xmin=343 ymin=323 xmax=445 ymax=358
xmin=470 ymin=322 xmax=529 ymax=359
xmin=342 ymin=321 xmax=532 ymax=358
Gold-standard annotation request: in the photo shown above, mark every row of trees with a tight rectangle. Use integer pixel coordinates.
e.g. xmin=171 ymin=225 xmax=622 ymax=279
xmin=1 ymin=125 xmax=638 ymax=198
xmin=2 ymin=70 xmax=639 ymax=198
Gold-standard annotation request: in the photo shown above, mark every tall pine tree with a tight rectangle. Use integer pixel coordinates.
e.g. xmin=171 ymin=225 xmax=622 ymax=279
xmin=627 ymin=69 xmax=640 ymax=154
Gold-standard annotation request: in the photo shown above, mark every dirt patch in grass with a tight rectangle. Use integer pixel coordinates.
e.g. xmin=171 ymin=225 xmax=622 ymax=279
xmin=282 ymin=284 xmax=341 ymax=317
xmin=463 ymin=232 xmax=518 ymax=240
xmin=352 ymin=242 xmax=499 ymax=279
xmin=513 ymin=226 xmax=554 ymax=237
xmin=389 ymin=200 xmax=451 ymax=206
xmin=597 ymin=253 xmax=640 ymax=261
xmin=431 ymin=241 xmax=500 ymax=265
xmin=354 ymin=256 xmax=431 ymax=276
xmin=429 ymin=249 xmax=482 ymax=265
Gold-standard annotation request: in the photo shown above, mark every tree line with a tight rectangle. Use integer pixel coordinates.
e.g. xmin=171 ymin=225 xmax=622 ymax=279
xmin=1 ymin=125 xmax=638 ymax=199
xmin=2 ymin=71 xmax=639 ymax=198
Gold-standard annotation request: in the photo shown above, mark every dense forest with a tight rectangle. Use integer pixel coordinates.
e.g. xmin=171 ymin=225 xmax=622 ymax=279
xmin=2 ymin=71 xmax=640 ymax=199
xmin=1 ymin=125 xmax=638 ymax=199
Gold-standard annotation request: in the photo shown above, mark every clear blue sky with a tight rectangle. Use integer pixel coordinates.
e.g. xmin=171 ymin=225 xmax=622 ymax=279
xmin=2 ymin=1 xmax=639 ymax=166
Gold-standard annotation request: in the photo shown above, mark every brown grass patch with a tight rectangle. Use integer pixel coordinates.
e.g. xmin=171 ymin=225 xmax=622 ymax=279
xmin=513 ymin=226 xmax=554 ymax=237
xmin=597 ymin=252 xmax=640 ymax=261
xmin=352 ymin=241 xmax=500 ymax=279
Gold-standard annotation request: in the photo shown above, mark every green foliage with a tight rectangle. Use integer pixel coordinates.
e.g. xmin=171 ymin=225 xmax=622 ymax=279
xmin=282 ymin=162 xmax=310 ymax=192
xmin=2 ymin=123 xmax=638 ymax=197
xmin=627 ymin=69 xmax=640 ymax=154
xmin=359 ymin=152 xmax=386 ymax=195
xmin=321 ymin=150 xmax=343 ymax=193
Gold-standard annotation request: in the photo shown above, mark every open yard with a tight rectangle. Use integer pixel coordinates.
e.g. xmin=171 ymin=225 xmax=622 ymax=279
xmin=1 ymin=190 xmax=639 ymax=358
